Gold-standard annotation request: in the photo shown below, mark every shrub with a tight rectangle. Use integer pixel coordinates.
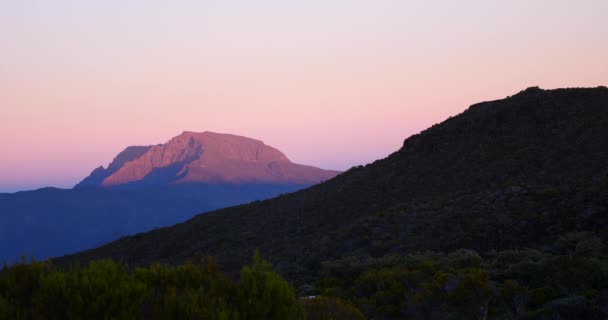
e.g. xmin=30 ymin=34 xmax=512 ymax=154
xmin=238 ymin=251 xmax=305 ymax=320
xmin=0 ymin=254 xmax=305 ymax=320
xmin=302 ymin=296 xmax=365 ymax=320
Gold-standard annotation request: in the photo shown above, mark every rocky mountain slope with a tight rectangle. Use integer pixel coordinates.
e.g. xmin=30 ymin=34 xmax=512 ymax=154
xmin=76 ymin=131 xmax=339 ymax=188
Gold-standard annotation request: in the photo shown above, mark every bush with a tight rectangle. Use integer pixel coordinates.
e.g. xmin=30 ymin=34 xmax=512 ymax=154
xmin=528 ymin=287 xmax=558 ymax=309
xmin=0 ymin=254 xmax=305 ymax=320
xmin=534 ymin=187 xmax=560 ymax=202
xmin=445 ymin=249 xmax=483 ymax=268
xmin=302 ymin=296 xmax=365 ymax=320
xmin=528 ymin=295 xmax=604 ymax=320
xmin=238 ymin=251 xmax=305 ymax=320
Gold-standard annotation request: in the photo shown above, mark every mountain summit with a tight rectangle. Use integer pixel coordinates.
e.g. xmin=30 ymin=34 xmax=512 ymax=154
xmin=76 ymin=131 xmax=339 ymax=188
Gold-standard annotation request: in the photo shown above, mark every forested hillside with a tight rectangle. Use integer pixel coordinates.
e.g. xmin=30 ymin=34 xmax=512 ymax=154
xmin=57 ymin=87 xmax=608 ymax=319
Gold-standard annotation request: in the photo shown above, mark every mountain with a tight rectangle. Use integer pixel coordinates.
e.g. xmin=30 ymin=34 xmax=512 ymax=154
xmin=75 ymin=146 xmax=152 ymax=188
xmin=0 ymin=132 xmax=339 ymax=262
xmin=62 ymin=87 xmax=608 ymax=280
xmin=76 ymin=131 xmax=339 ymax=188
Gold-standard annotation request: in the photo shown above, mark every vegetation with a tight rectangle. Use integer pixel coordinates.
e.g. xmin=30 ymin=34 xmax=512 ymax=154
xmin=0 ymin=253 xmax=307 ymax=320
xmin=301 ymin=296 xmax=365 ymax=320
xmin=5 ymin=246 xmax=607 ymax=319
xmin=314 ymin=247 xmax=608 ymax=319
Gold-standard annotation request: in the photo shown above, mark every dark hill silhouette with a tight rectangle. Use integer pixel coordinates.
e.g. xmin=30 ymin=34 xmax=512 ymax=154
xmin=0 ymin=133 xmax=339 ymax=262
xmin=61 ymin=87 xmax=608 ymax=284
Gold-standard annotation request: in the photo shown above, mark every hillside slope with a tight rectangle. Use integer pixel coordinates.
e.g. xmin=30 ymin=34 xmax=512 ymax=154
xmin=63 ymin=87 xmax=608 ymax=282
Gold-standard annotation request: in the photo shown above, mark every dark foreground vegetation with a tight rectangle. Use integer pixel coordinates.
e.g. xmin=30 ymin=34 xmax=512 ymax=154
xmin=3 ymin=246 xmax=608 ymax=319
xmin=315 ymin=246 xmax=608 ymax=319
xmin=0 ymin=253 xmax=345 ymax=320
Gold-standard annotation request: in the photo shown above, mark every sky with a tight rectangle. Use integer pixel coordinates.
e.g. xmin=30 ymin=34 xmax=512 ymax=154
xmin=0 ymin=1 xmax=607 ymax=192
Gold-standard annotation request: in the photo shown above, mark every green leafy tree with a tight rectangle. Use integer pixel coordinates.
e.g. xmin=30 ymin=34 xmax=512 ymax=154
xmin=302 ymin=296 xmax=365 ymax=320
xmin=238 ymin=250 xmax=305 ymax=320
xmin=443 ymin=269 xmax=494 ymax=320
xmin=499 ymin=280 xmax=528 ymax=320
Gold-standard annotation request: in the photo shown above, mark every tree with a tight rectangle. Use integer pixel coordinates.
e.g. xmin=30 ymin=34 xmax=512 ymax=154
xmin=238 ymin=250 xmax=305 ymax=320
xmin=302 ymin=296 xmax=365 ymax=320
xmin=499 ymin=280 xmax=528 ymax=320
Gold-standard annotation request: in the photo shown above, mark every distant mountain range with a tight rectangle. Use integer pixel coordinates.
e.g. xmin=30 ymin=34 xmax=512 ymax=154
xmin=0 ymin=132 xmax=339 ymax=262
xmin=76 ymin=131 xmax=338 ymax=188
xmin=63 ymin=87 xmax=608 ymax=279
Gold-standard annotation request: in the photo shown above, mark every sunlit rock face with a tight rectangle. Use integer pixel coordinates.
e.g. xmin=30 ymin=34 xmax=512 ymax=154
xmin=77 ymin=131 xmax=340 ymax=188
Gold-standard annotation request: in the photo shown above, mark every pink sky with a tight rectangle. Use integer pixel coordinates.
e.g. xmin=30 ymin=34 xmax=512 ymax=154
xmin=1 ymin=1 xmax=607 ymax=192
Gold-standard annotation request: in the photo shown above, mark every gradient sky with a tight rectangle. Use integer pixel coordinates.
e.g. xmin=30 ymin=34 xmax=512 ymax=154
xmin=1 ymin=1 xmax=607 ymax=192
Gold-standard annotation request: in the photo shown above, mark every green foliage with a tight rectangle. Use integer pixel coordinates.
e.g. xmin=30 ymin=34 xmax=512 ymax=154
xmin=237 ymin=251 xmax=305 ymax=320
xmin=526 ymin=295 xmax=605 ymax=320
xmin=444 ymin=269 xmax=494 ymax=319
xmin=302 ymin=296 xmax=365 ymax=320
xmin=315 ymin=247 xmax=608 ymax=320
xmin=499 ymin=280 xmax=528 ymax=320
xmin=0 ymin=253 xmax=305 ymax=320
xmin=528 ymin=287 xmax=558 ymax=309
xmin=133 ymin=257 xmax=238 ymax=320
xmin=545 ymin=255 xmax=604 ymax=291
xmin=445 ymin=249 xmax=483 ymax=269
xmin=2 ymin=250 xmax=607 ymax=320
xmin=534 ymin=186 xmax=560 ymax=202
xmin=0 ymin=294 xmax=19 ymax=320
xmin=31 ymin=260 xmax=148 ymax=320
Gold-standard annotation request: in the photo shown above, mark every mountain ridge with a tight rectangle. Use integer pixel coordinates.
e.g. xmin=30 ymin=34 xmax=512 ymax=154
xmin=76 ymin=131 xmax=340 ymax=188
xmin=76 ymin=146 xmax=153 ymax=188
